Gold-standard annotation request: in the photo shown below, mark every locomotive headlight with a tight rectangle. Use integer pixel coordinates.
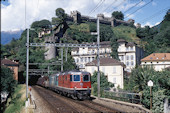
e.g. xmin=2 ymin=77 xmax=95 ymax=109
xmin=74 ymin=87 xmax=77 ymax=89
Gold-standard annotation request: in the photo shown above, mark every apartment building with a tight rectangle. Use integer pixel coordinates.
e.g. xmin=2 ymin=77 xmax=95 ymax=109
xmin=85 ymin=58 xmax=125 ymax=89
xmin=71 ymin=41 xmax=112 ymax=71
xmin=141 ymin=53 xmax=170 ymax=71
xmin=117 ymin=39 xmax=144 ymax=72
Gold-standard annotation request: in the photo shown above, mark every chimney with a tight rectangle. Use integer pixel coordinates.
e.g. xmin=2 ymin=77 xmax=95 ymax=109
xmin=4 ymin=56 xmax=7 ymax=59
xmin=164 ymin=54 xmax=166 ymax=58
xmin=153 ymin=53 xmax=155 ymax=56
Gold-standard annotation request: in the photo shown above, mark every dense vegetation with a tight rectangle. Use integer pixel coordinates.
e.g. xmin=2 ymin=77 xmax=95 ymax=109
xmin=136 ymin=10 xmax=170 ymax=56
xmin=91 ymin=71 xmax=114 ymax=97
xmin=1 ymin=66 xmax=17 ymax=95
xmin=126 ymin=66 xmax=170 ymax=112
xmin=4 ymin=85 xmax=27 ymax=113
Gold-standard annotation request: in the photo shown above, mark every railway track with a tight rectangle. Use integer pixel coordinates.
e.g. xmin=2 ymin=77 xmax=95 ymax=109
xmin=33 ymin=85 xmax=119 ymax=112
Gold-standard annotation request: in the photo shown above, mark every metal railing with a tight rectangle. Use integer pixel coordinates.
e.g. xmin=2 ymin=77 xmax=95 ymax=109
xmin=104 ymin=90 xmax=142 ymax=104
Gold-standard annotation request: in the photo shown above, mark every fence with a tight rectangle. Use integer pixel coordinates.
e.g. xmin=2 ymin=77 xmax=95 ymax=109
xmin=104 ymin=90 xmax=142 ymax=104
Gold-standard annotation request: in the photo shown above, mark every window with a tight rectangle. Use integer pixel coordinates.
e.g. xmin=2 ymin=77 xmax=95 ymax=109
xmin=126 ymin=55 xmax=129 ymax=60
xmin=126 ymin=47 xmax=128 ymax=51
xmin=130 ymin=47 xmax=133 ymax=51
xmin=113 ymin=67 xmax=116 ymax=73
xmin=113 ymin=78 xmax=116 ymax=83
xmin=79 ymin=64 xmax=83 ymax=68
xmin=131 ymin=55 xmax=134 ymax=60
xmin=77 ymin=58 xmax=79 ymax=63
xmin=81 ymin=57 xmax=83 ymax=62
xmin=70 ymin=75 xmax=72 ymax=81
xmin=74 ymin=75 xmax=80 ymax=81
xmin=88 ymin=57 xmax=90 ymax=62
xmin=83 ymin=75 xmax=89 ymax=82
xmin=126 ymin=61 xmax=129 ymax=66
xmin=65 ymin=76 xmax=67 ymax=80
xmin=92 ymin=57 xmax=95 ymax=61
xmin=129 ymin=47 xmax=131 ymax=50
xmin=119 ymin=56 xmax=122 ymax=61
xmin=85 ymin=57 xmax=87 ymax=62
xmin=92 ymin=50 xmax=95 ymax=53
xmin=131 ymin=61 xmax=134 ymax=66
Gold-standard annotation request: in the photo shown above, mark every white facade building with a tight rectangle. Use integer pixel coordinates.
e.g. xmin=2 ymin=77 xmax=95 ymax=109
xmin=71 ymin=41 xmax=112 ymax=71
xmin=117 ymin=39 xmax=144 ymax=72
xmin=85 ymin=58 xmax=125 ymax=89
xmin=141 ymin=53 xmax=170 ymax=71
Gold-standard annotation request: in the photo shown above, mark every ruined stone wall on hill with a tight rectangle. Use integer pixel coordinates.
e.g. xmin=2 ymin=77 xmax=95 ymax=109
xmin=69 ymin=10 xmax=134 ymax=27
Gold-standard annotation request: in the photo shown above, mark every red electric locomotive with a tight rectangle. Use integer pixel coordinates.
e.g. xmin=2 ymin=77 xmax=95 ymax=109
xmin=58 ymin=70 xmax=91 ymax=99
xmin=37 ymin=70 xmax=91 ymax=100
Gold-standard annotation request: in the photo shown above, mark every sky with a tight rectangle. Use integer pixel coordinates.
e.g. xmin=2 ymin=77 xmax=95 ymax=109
xmin=1 ymin=0 xmax=170 ymax=31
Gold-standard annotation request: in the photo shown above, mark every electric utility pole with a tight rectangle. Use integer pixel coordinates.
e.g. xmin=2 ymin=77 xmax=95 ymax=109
xmin=97 ymin=17 xmax=100 ymax=99
xmin=26 ymin=28 xmax=29 ymax=99
xmin=91 ymin=17 xmax=100 ymax=99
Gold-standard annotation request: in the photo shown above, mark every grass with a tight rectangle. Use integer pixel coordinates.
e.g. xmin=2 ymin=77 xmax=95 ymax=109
xmin=70 ymin=23 xmax=90 ymax=32
xmin=4 ymin=84 xmax=26 ymax=113
xmin=112 ymin=25 xmax=141 ymax=44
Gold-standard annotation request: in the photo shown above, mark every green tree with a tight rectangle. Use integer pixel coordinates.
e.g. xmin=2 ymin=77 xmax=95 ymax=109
xmin=55 ymin=8 xmax=67 ymax=21
xmin=91 ymin=71 xmax=114 ymax=96
xmin=128 ymin=66 xmax=170 ymax=110
xmin=112 ymin=11 xmax=124 ymax=20
xmin=163 ymin=9 xmax=170 ymax=21
xmin=110 ymin=36 xmax=119 ymax=60
xmin=1 ymin=66 xmax=17 ymax=95
xmin=31 ymin=19 xmax=51 ymax=30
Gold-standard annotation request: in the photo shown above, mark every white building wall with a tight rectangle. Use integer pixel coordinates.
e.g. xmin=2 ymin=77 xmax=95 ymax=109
xmin=71 ymin=46 xmax=112 ymax=70
xmin=118 ymin=42 xmax=143 ymax=72
xmin=141 ymin=61 xmax=170 ymax=71
xmin=85 ymin=65 xmax=124 ymax=89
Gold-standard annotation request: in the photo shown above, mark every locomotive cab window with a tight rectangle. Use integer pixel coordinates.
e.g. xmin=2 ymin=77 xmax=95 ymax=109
xmin=83 ymin=75 xmax=89 ymax=82
xmin=73 ymin=75 xmax=80 ymax=82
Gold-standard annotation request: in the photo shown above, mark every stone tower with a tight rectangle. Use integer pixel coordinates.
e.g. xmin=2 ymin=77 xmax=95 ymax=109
xmin=97 ymin=14 xmax=104 ymax=20
xmin=70 ymin=10 xmax=81 ymax=23
xmin=44 ymin=35 xmax=57 ymax=60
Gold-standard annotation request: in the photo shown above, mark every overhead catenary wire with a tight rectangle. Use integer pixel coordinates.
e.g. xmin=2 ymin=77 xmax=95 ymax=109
xmin=88 ymin=0 xmax=103 ymax=15
xmin=25 ymin=0 xmax=26 ymax=29
xmin=103 ymin=0 xmax=117 ymax=12
xmin=89 ymin=0 xmax=105 ymax=16
xmin=109 ymin=0 xmax=126 ymax=13
xmin=139 ymin=6 xmax=170 ymax=24
xmin=124 ymin=0 xmax=143 ymax=14
xmin=125 ymin=0 xmax=153 ymax=19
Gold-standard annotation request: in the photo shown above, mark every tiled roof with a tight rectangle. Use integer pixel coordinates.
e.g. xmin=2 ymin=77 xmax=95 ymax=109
xmin=117 ymin=39 xmax=126 ymax=43
xmin=85 ymin=57 xmax=125 ymax=66
xmin=1 ymin=59 xmax=19 ymax=66
xmin=126 ymin=42 xmax=136 ymax=47
xmin=141 ymin=53 xmax=170 ymax=61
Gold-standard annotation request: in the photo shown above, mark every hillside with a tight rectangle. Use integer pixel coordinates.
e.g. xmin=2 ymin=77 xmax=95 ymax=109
xmin=112 ymin=25 xmax=140 ymax=44
xmin=66 ymin=22 xmax=140 ymax=44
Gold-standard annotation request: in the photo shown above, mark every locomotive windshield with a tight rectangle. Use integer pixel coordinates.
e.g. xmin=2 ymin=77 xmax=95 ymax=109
xmin=83 ymin=75 xmax=89 ymax=82
xmin=73 ymin=75 xmax=80 ymax=81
